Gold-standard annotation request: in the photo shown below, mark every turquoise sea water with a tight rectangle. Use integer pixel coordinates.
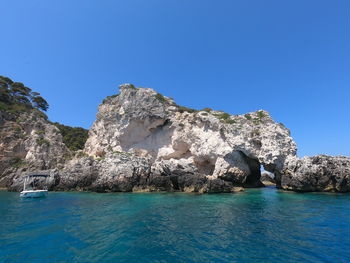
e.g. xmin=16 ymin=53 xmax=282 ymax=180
xmin=1 ymin=187 xmax=350 ymax=263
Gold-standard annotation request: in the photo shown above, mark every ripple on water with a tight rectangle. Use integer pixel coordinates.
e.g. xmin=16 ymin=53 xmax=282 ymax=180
xmin=1 ymin=189 xmax=350 ymax=263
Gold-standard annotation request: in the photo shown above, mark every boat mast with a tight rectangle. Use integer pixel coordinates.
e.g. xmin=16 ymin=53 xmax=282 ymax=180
xmin=23 ymin=177 xmax=27 ymax=191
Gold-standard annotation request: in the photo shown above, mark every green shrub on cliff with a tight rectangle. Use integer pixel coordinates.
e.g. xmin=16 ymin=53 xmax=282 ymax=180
xmin=102 ymin=94 xmax=119 ymax=104
xmin=11 ymin=157 xmax=26 ymax=168
xmin=36 ymin=138 xmax=50 ymax=146
xmin=177 ymin=105 xmax=198 ymax=113
xmin=257 ymin=110 xmax=265 ymax=119
xmin=52 ymin=122 xmax=89 ymax=151
xmin=244 ymin=114 xmax=252 ymax=120
xmin=215 ymin=112 xmax=230 ymax=120
xmin=224 ymin=119 xmax=236 ymax=124
xmin=155 ymin=93 xmax=167 ymax=103
xmin=201 ymin=107 xmax=212 ymax=112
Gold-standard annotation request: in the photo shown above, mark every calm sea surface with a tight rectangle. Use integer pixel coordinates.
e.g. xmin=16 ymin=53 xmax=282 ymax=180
xmin=1 ymin=187 xmax=349 ymax=263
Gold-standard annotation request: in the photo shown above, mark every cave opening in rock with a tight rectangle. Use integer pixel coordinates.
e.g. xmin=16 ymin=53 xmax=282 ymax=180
xmin=260 ymin=165 xmax=276 ymax=186
xmin=238 ymin=151 xmax=262 ymax=187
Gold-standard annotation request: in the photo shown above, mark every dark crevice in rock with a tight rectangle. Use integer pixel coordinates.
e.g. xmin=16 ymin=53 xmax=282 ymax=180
xmin=238 ymin=151 xmax=263 ymax=187
xmin=170 ymin=175 xmax=180 ymax=190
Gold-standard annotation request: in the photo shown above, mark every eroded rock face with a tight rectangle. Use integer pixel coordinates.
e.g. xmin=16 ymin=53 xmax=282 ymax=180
xmin=56 ymin=154 xmax=152 ymax=192
xmin=0 ymin=111 xmax=69 ymax=188
xmin=282 ymin=155 xmax=350 ymax=192
xmin=5 ymin=84 xmax=349 ymax=193
xmin=9 ymin=153 xmax=243 ymax=193
xmin=83 ymin=84 xmax=297 ymax=190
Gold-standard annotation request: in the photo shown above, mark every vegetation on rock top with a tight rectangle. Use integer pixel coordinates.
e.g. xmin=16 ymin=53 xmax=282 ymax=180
xmin=257 ymin=110 xmax=266 ymax=119
xmin=177 ymin=105 xmax=198 ymax=113
xmin=102 ymin=94 xmax=119 ymax=104
xmin=155 ymin=93 xmax=168 ymax=103
xmin=153 ymin=90 xmax=198 ymax=113
xmin=201 ymin=108 xmax=212 ymax=112
xmin=0 ymin=76 xmax=49 ymax=114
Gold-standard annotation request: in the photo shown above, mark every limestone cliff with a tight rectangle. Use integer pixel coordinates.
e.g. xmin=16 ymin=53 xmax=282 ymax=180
xmin=0 ymin=110 xmax=69 ymax=187
xmin=84 ymin=84 xmax=296 ymax=188
xmin=3 ymin=84 xmax=350 ymax=193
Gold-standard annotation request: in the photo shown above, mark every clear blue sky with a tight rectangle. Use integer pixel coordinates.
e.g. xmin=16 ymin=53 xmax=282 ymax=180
xmin=1 ymin=0 xmax=350 ymax=157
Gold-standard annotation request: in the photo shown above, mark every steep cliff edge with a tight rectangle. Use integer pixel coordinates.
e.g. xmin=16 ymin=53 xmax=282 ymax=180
xmin=2 ymin=81 xmax=350 ymax=193
xmin=83 ymin=84 xmax=296 ymax=189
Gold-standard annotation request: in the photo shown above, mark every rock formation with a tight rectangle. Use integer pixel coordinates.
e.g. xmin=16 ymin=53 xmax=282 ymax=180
xmin=1 ymin=83 xmax=349 ymax=193
xmin=282 ymin=155 xmax=350 ymax=192
xmin=81 ymin=84 xmax=296 ymax=191
xmin=0 ymin=110 xmax=69 ymax=187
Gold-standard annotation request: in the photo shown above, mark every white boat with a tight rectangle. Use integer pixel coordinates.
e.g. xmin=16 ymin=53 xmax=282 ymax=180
xmin=20 ymin=174 xmax=49 ymax=198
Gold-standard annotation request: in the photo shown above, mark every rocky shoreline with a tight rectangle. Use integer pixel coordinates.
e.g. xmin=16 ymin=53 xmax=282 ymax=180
xmin=1 ymin=84 xmax=349 ymax=193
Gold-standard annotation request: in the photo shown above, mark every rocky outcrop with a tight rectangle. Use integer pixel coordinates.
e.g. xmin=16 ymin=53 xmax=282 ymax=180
xmin=0 ymin=110 xmax=69 ymax=188
xmin=8 ymin=153 xmax=243 ymax=193
xmin=282 ymin=155 xmax=350 ymax=192
xmin=84 ymin=84 xmax=296 ymax=189
xmin=3 ymin=84 xmax=349 ymax=193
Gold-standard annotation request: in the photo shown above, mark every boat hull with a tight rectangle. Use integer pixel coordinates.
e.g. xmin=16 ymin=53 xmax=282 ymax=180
xmin=20 ymin=190 xmax=48 ymax=198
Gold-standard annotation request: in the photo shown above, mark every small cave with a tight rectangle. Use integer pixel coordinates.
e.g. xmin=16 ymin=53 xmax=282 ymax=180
xmin=169 ymin=175 xmax=180 ymax=191
xmin=238 ymin=151 xmax=263 ymax=187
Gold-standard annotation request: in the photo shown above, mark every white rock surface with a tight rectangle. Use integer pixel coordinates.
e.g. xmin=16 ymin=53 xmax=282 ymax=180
xmin=84 ymin=84 xmax=297 ymax=187
xmin=6 ymin=84 xmax=348 ymax=193
xmin=0 ymin=111 xmax=69 ymax=187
